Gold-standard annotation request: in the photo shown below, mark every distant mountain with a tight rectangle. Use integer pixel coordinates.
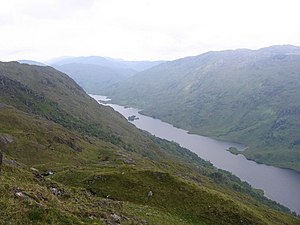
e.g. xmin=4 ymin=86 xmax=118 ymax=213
xmin=18 ymin=59 xmax=47 ymax=66
xmin=49 ymin=56 xmax=164 ymax=93
xmin=2 ymin=61 xmax=297 ymax=223
xmin=103 ymin=45 xmax=300 ymax=172
xmin=49 ymin=56 xmax=164 ymax=71
xmin=53 ymin=63 xmax=136 ymax=94
xmin=117 ymin=60 xmax=165 ymax=71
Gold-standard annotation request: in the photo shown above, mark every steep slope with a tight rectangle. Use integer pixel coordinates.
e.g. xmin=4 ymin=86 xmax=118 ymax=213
xmin=103 ymin=45 xmax=300 ymax=172
xmin=53 ymin=63 xmax=136 ymax=94
xmin=0 ymin=61 xmax=299 ymax=224
xmin=50 ymin=56 xmax=163 ymax=93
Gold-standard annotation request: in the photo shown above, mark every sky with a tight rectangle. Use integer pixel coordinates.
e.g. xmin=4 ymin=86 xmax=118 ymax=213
xmin=0 ymin=0 xmax=300 ymax=62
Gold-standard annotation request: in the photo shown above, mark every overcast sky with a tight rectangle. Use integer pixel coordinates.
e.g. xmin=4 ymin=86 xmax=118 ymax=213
xmin=1 ymin=0 xmax=300 ymax=62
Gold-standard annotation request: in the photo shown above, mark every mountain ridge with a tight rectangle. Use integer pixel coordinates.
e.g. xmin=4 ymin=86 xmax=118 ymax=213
xmin=49 ymin=56 xmax=164 ymax=93
xmin=101 ymin=45 xmax=300 ymax=172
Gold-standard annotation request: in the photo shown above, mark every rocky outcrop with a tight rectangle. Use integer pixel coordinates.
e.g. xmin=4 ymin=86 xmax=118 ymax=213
xmin=52 ymin=136 xmax=82 ymax=152
xmin=0 ymin=151 xmax=2 ymax=173
xmin=0 ymin=134 xmax=13 ymax=145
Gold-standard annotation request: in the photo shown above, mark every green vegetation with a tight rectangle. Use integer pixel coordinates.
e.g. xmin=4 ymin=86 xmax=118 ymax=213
xmin=102 ymin=45 xmax=300 ymax=172
xmin=227 ymin=147 xmax=239 ymax=155
xmin=51 ymin=56 xmax=163 ymax=93
xmin=0 ymin=61 xmax=299 ymax=224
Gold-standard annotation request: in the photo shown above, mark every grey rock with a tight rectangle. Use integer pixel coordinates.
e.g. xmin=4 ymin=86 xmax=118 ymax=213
xmin=14 ymin=189 xmax=32 ymax=201
xmin=49 ymin=186 xmax=66 ymax=197
xmin=41 ymin=170 xmax=54 ymax=176
xmin=110 ymin=213 xmax=121 ymax=223
xmin=30 ymin=167 xmax=39 ymax=172
xmin=50 ymin=187 xmax=59 ymax=196
xmin=147 ymin=190 xmax=153 ymax=197
xmin=0 ymin=134 xmax=13 ymax=144
xmin=4 ymin=159 xmax=22 ymax=167
xmin=15 ymin=191 xmax=27 ymax=198
xmin=0 ymin=151 xmax=2 ymax=173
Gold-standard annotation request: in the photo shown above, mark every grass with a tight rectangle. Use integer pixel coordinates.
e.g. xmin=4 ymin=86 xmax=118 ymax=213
xmin=1 ymin=104 xmax=298 ymax=224
xmin=100 ymin=47 xmax=300 ymax=172
xmin=0 ymin=61 xmax=299 ymax=224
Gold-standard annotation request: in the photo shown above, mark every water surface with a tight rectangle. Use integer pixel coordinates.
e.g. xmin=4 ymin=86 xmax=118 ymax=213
xmin=92 ymin=94 xmax=300 ymax=214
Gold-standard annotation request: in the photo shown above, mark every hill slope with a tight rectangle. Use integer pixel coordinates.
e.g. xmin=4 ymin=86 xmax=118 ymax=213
xmin=53 ymin=63 xmax=136 ymax=94
xmin=102 ymin=45 xmax=300 ymax=172
xmin=50 ymin=56 xmax=163 ymax=93
xmin=0 ymin=61 xmax=299 ymax=224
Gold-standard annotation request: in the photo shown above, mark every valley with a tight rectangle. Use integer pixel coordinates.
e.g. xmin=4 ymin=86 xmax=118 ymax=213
xmin=3 ymin=0 xmax=300 ymax=224
xmin=100 ymin=45 xmax=300 ymax=172
xmin=92 ymin=95 xmax=300 ymax=214
xmin=0 ymin=62 xmax=299 ymax=224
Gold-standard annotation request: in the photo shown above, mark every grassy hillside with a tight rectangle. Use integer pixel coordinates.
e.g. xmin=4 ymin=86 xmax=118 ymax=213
xmin=0 ymin=61 xmax=299 ymax=224
xmin=102 ymin=45 xmax=300 ymax=172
